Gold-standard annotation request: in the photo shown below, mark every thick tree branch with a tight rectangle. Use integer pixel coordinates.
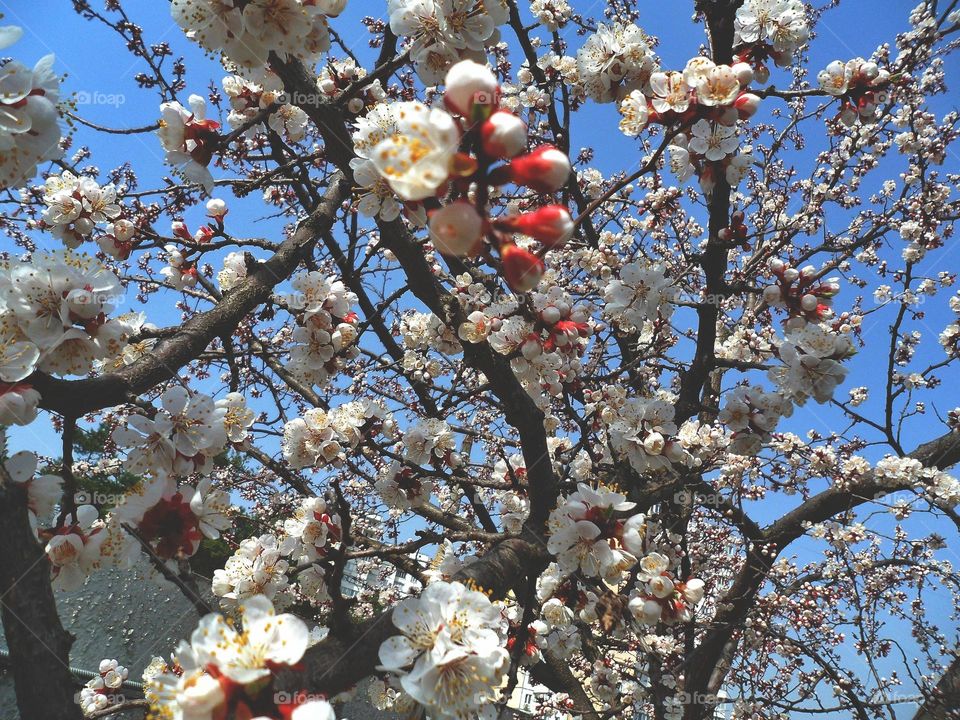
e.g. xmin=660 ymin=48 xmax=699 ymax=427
xmin=0 ymin=432 xmax=83 ymax=720
xmin=28 ymin=174 xmax=351 ymax=417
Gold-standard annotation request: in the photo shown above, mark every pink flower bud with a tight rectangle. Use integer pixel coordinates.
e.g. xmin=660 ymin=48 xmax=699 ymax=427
xmin=494 ymin=205 xmax=574 ymax=248
xmin=500 ymin=242 xmax=545 ymax=292
xmin=735 ymin=92 xmax=761 ymax=120
xmin=480 ymin=111 xmax=527 ymax=158
xmin=732 ymin=62 xmax=754 ymax=87
xmin=171 ymin=221 xmax=192 ymax=241
xmin=800 ymin=293 xmax=819 ymax=311
xmin=194 ymin=226 xmax=215 ymax=244
xmin=428 ymin=201 xmax=484 ymax=257
xmin=783 ymin=268 xmax=800 ymax=282
xmin=768 ymin=258 xmax=786 ymax=273
xmin=494 ymin=145 xmax=571 ymax=193
xmin=443 ymin=59 xmax=499 ymax=119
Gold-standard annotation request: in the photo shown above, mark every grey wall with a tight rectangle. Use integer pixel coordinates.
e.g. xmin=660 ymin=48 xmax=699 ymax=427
xmin=0 ymin=566 xmax=394 ymax=720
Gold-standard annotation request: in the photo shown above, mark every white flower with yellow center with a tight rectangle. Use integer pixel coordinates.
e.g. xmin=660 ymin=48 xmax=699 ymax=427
xmin=190 ymin=594 xmax=309 ymax=685
xmin=370 ymin=101 xmax=459 ymax=201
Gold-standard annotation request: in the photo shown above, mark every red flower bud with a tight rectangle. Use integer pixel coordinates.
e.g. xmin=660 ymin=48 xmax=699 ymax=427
xmin=493 ymin=205 xmax=574 ymax=248
xmin=480 ymin=111 xmax=527 ymax=159
xmin=171 ymin=221 xmax=192 ymax=241
xmin=500 ymin=243 xmax=545 ymax=293
xmin=492 ymin=145 xmax=571 ymax=193
xmin=735 ymin=92 xmax=761 ymax=120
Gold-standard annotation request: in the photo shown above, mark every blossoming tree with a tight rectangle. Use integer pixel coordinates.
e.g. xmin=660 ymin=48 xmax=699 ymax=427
xmin=1 ymin=0 xmax=959 ymax=719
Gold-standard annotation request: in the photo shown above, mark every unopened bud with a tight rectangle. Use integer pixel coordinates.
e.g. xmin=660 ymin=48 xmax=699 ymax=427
xmin=732 ymin=62 xmax=755 ymax=87
xmin=429 ymin=201 xmax=484 ymax=257
xmin=493 ymin=205 xmax=574 ymax=249
xmin=500 ymin=242 xmax=545 ymax=293
xmin=493 ymin=145 xmax=571 ymax=193
xmin=444 ymin=59 xmax=499 ymax=120
xmin=735 ymin=92 xmax=761 ymax=120
xmin=480 ymin=111 xmax=528 ymax=158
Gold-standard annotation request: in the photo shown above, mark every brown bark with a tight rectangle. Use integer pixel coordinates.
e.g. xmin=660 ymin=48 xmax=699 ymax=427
xmin=0 ymin=442 xmax=83 ymax=720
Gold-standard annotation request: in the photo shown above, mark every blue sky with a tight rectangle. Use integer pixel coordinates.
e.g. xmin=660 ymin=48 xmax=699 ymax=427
xmin=3 ymin=1 xmax=960 ymax=713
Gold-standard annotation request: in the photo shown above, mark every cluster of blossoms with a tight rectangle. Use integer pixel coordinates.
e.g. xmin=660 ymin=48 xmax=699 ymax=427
xmin=530 ymin=0 xmax=573 ymax=30
xmin=0 ymin=250 xmax=135 ymax=423
xmin=143 ymin=595 xmax=334 ymax=720
xmin=627 ymin=552 xmax=705 ymax=626
xmin=282 ymin=399 xmax=394 ymax=469
xmin=213 ymin=533 xmax=297 ymax=606
xmin=378 ymin=580 xmax=509 ymax=720
xmin=387 ymin=0 xmax=508 ymax=84
xmin=818 ymin=58 xmax=893 ymax=126
xmin=222 ymin=73 xmax=309 ymax=143
xmin=284 ymin=496 xmax=342 ymax=563
xmin=282 ymin=271 xmax=360 ymax=389
xmin=873 ymin=456 xmax=960 ymax=508
xmin=576 ymin=22 xmax=658 ymax=104
xmin=940 ymin=290 xmax=960 ymax=358
xmin=160 ymin=200 xmax=230 ymax=289
xmin=109 ymin=476 xmax=232 ymax=567
xmin=0 ymin=27 xmax=61 ymax=190
xmin=603 ymin=259 xmax=677 ymax=332
xmin=77 ymin=659 xmax=128 ymax=716
xmin=355 ymin=60 xmax=574 ymax=294
xmin=600 ymin=392 xmax=696 ymax=474
xmin=402 ymin=417 xmax=458 ymax=467
xmin=38 ymin=171 xmax=123 ymax=250
xmin=157 ymin=94 xmax=220 ymax=191
xmin=546 ymin=482 xmax=646 ymax=583
xmin=617 ymin=55 xmax=761 ymax=190
xmin=377 ymin=460 xmax=435 ymax=511
xmin=769 ymin=322 xmax=854 ymax=405
xmin=112 ymin=386 xmax=254 ymax=479
xmin=171 ymin=0 xmax=345 ymax=72
xmin=733 ymin=0 xmax=810 ymax=81
xmin=316 ymin=57 xmax=386 ymax=109
xmin=719 ymin=385 xmax=794 ymax=455
xmin=461 ymin=285 xmax=595 ymax=406
xmin=763 ymin=258 xmax=842 ymax=327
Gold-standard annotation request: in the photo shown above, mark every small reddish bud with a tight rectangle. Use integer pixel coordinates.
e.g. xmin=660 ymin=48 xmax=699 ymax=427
xmin=480 ymin=111 xmax=527 ymax=159
xmin=735 ymin=92 xmax=761 ymax=120
xmin=171 ymin=221 xmax=192 ymax=241
xmin=496 ymin=145 xmax=571 ymax=193
xmin=500 ymin=243 xmax=545 ymax=293
xmin=493 ymin=205 xmax=574 ymax=248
